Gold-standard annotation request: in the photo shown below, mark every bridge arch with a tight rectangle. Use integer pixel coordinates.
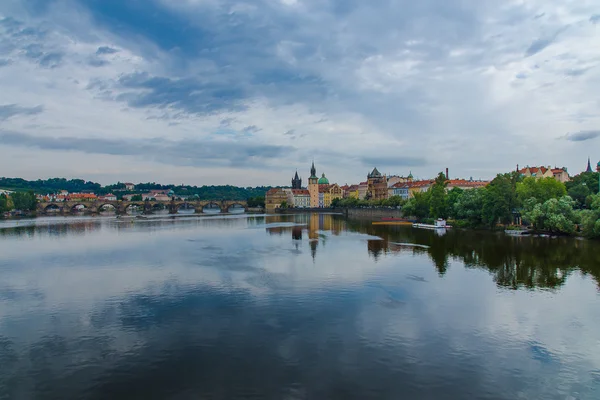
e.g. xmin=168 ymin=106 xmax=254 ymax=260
xmin=202 ymin=202 xmax=222 ymax=213
xmin=70 ymin=203 xmax=89 ymax=212
xmin=44 ymin=203 xmax=61 ymax=212
xmin=97 ymin=203 xmax=117 ymax=212
xmin=175 ymin=202 xmax=197 ymax=213
xmin=227 ymin=203 xmax=246 ymax=213
xmin=124 ymin=203 xmax=144 ymax=212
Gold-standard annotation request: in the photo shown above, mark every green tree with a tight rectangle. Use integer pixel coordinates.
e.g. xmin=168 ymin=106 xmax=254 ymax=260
xmin=567 ymin=183 xmax=591 ymax=209
xmin=11 ymin=191 xmax=37 ymax=211
xmin=452 ymin=187 xmax=485 ymax=227
xmin=429 ymin=172 xmax=448 ymax=218
xmin=580 ymin=194 xmax=600 ymax=238
xmin=131 ymin=194 xmax=143 ymax=201
xmin=523 ymin=196 xmax=578 ymax=234
xmin=0 ymin=194 xmax=8 ymax=213
xmin=517 ymin=177 xmax=566 ymax=205
xmin=402 ymin=191 xmax=430 ymax=220
xmin=482 ymin=172 xmax=520 ymax=227
xmin=446 ymin=187 xmax=464 ymax=219
xmin=247 ymin=196 xmax=265 ymax=208
xmin=566 ymin=172 xmax=600 ymax=196
xmin=279 ymin=200 xmax=288 ymax=209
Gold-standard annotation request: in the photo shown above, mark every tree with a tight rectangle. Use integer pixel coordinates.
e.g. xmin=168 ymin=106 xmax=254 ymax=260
xmin=446 ymin=187 xmax=464 ymax=219
xmin=247 ymin=196 xmax=265 ymax=208
xmin=566 ymin=172 xmax=600 ymax=196
xmin=523 ymin=196 xmax=578 ymax=234
xmin=402 ymin=191 xmax=430 ymax=220
xmin=579 ymin=194 xmax=600 ymax=238
xmin=517 ymin=177 xmax=566 ymax=205
xmin=567 ymin=183 xmax=591 ymax=209
xmin=482 ymin=172 xmax=520 ymax=227
xmin=131 ymin=194 xmax=143 ymax=201
xmin=0 ymin=194 xmax=8 ymax=213
xmin=452 ymin=188 xmax=485 ymax=227
xmin=429 ymin=172 xmax=448 ymax=218
xmin=279 ymin=200 xmax=288 ymax=209
xmin=11 ymin=191 xmax=37 ymax=211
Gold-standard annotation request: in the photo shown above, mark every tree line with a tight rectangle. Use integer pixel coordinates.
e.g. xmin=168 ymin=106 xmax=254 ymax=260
xmin=0 ymin=177 xmax=273 ymax=201
xmin=400 ymin=171 xmax=600 ymax=238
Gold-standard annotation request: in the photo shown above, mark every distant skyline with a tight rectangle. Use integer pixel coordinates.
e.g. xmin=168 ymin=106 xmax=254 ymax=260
xmin=1 ymin=0 xmax=599 ymax=186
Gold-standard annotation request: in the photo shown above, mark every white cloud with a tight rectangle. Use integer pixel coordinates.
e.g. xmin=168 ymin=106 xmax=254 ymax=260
xmin=0 ymin=0 xmax=599 ymax=185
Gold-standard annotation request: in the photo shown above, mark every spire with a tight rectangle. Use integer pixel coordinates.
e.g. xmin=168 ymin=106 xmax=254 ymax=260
xmin=310 ymin=161 xmax=317 ymax=178
xmin=586 ymin=157 xmax=593 ymax=173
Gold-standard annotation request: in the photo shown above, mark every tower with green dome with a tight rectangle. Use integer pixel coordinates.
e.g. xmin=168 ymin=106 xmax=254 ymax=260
xmin=318 ymin=173 xmax=329 ymax=185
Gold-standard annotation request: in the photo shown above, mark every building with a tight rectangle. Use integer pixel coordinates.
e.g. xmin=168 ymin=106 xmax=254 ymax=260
xmin=323 ymin=184 xmax=342 ymax=207
xmin=551 ymin=168 xmax=570 ymax=183
xmin=366 ymin=167 xmax=388 ymax=200
xmin=518 ymin=165 xmax=569 ymax=182
xmin=446 ymin=179 xmax=490 ymax=190
xmin=68 ymin=193 xmax=97 ymax=201
xmin=308 ymin=162 xmax=319 ymax=208
xmin=291 ymin=171 xmax=302 ymax=189
xmin=289 ymin=189 xmax=310 ymax=208
xmin=154 ymin=194 xmax=171 ymax=202
xmin=265 ymin=188 xmax=288 ymax=211
xmin=124 ymin=183 xmax=135 ymax=190
xmin=358 ymin=182 xmax=368 ymax=200
xmin=98 ymin=193 xmax=117 ymax=201
xmin=345 ymin=184 xmax=360 ymax=199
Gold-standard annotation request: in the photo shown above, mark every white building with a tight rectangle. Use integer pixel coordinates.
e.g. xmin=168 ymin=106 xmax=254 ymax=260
xmin=290 ymin=189 xmax=310 ymax=208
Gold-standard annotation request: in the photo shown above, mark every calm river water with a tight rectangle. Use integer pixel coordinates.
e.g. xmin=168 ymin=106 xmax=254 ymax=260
xmin=1 ymin=213 xmax=599 ymax=399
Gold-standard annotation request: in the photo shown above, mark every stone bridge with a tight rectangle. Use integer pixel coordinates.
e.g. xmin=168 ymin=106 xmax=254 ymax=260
xmin=37 ymin=199 xmax=247 ymax=215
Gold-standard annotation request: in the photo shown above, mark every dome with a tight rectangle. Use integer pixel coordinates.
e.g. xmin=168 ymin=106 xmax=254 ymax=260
xmin=597 ymin=161 xmax=600 ymax=166
xmin=318 ymin=173 xmax=329 ymax=185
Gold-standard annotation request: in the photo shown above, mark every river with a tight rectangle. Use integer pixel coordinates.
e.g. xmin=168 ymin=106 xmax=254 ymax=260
xmin=1 ymin=213 xmax=599 ymax=399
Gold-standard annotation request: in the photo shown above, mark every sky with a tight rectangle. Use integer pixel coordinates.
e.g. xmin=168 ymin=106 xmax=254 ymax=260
xmin=0 ymin=0 xmax=599 ymax=187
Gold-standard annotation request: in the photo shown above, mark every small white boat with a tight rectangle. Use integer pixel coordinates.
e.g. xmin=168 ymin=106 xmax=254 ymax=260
xmin=413 ymin=219 xmax=452 ymax=230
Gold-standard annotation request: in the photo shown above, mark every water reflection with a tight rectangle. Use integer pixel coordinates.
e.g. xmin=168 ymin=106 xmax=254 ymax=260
xmin=1 ymin=213 xmax=600 ymax=399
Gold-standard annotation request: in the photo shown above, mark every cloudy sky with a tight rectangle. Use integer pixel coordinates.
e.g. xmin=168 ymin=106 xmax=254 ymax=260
xmin=0 ymin=0 xmax=599 ymax=186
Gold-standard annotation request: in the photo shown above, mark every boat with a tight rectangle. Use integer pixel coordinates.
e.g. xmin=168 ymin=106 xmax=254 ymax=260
xmin=412 ymin=219 xmax=452 ymax=230
xmin=505 ymin=229 xmax=530 ymax=236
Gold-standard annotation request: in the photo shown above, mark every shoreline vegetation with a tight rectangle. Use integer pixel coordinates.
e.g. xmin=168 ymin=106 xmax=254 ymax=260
xmin=330 ymin=171 xmax=600 ymax=240
xmin=3 ymin=170 xmax=600 ymax=239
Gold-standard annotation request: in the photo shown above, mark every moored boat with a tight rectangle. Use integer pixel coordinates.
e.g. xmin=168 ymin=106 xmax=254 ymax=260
xmin=412 ymin=219 xmax=452 ymax=230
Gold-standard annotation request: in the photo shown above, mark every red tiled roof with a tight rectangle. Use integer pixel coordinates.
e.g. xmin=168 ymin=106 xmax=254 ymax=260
xmin=291 ymin=189 xmax=310 ymax=195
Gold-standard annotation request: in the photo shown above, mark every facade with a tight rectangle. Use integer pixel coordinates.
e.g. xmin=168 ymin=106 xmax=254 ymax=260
xmin=391 ymin=183 xmax=410 ymax=199
xmin=366 ymin=167 xmax=388 ymax=200
xmin=358 ymin=182 xmax=368 ymax=200
xmin=265 ymin=188 xmax=288 ymax=211
xmin=446 ymin=179 xmax=490 ymax=190
xmin=323 ymin=184 xmax=342 ymax=207
xmin=345 ymin=184 xmax=360 ymax=199
xmin=519 ymin=165 xmax=569 ymax=182
xmin=68 ymin=193 xmax=98 ymax=201
xmin=290 ymin=189 xmax=310 ymax=208
xmin=154 ymin=194 xmax=171 ymax=202
xmin=98 ymin=193 xmax=117 ymax=201
xmin=124 ymin=183 xmax=135 ymax=190
xmin=551 ymin=168 xmax=570 ymax=183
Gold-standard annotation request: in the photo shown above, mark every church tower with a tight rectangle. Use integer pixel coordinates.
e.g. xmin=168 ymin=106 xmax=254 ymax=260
xmin=308 ymin=161 xmax=319 ymax=208
xmin=586 ymin=157 xmax=593 ymax=173
xmin=291 ymin=171 xmax=302 ymax=189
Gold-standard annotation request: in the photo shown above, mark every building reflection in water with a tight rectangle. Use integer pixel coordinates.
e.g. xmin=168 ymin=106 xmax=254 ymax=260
xmin=264 ymin=213 xmax=347 ymax=260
